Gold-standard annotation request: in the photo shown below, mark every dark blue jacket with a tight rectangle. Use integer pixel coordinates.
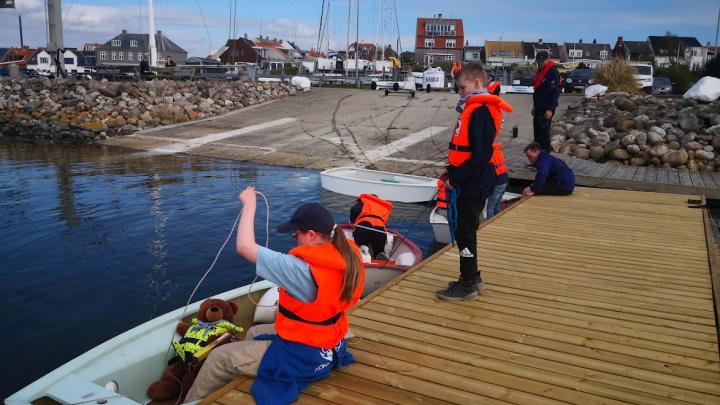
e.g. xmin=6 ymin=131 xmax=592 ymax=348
xmin=532 ymin=66 xmax=561 ymax=112
xmin=531 ymin=151 xmax=575 ymax=193
xmin=447 ymin=107 xmax=497 ymax=200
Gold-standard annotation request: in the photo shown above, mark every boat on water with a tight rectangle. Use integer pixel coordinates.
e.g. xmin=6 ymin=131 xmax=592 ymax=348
xmin=320 ymin=167 xmax=437 ymax=203
xmin=430 ymin=192 xmax=522 ymax=244
xmin=7 ymin=226 xmax=421 ymax=404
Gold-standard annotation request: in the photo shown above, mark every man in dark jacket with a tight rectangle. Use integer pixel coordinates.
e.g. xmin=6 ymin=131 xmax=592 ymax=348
xmin=532 ymin=51 xmax=561 ymax=151
xmin=522 ymin=142 xmax=575 ymax=196
xmin=436 ymin=62 xmax=498 ymax=301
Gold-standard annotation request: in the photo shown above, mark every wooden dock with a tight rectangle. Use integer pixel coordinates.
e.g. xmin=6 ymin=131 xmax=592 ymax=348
xmin=504 ymin=146 xmax=720 ymax=199
xmin=203 ymin=187 xmax=720 ymax=404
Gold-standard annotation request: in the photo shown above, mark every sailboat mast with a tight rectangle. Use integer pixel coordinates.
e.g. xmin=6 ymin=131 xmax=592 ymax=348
xmin=346 ymin=0 xmax=351 ymax=77
xmin=355 ymin=0 xmax=359 ymax=88
xmin=148 ymin=0 xmax=158 ymax=67
xmin=380 ymin=0 xmax=385 ymax=62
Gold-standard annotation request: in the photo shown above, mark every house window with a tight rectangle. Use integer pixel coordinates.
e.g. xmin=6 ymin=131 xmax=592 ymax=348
xmin=99 ymin=51 xmax=107 ymax=60
xmin=111 ymin=51 xmax=116 ymax=60
xmin=424 ymin=39 xmax=434 ymax=47
xmin=493 ymin=51 xmax=513 ymax=57
xmin=156 ymin=53 xmax=164 ymax=64
xmin=64 ymin=57 xmax=74 ymax=65
xmin=138 ymin=52 xmax=143 ymax=60
xmin=692 ymin=49 xmax=699 ymax=57
xmin=118 ymin=52 xmax=124 ymax=60
xmin=600 ymin=50 xmax=608 ymax=60
xmin=425 ymin=54 xmax=434 ymax=65
xmin=130 ymin=40 xmax=138 ymax=47
xmin=569 ymin=49 xmax=582 ymax=58
xmin=112 ymin=39 xmax=121 ymax=47
xmin=445 ymin=55 xmax=455 ymax=61
xmin=39 ymin=57 xmax=49 ymax=64
xmin=472 ymin=52 xmax=480 ymax=60
xmin=446 ymin=39 xmax=456 ymax=48
xmin=128 ymin=52 xmax=133 ymax=61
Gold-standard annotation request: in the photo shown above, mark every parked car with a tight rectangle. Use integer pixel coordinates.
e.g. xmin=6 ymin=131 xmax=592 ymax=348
xmin=630 ymin=63 xmax=653 ymax=92
xmin=652 ymin=76 xmax=673 ymax=94
xmin=563 ymin=69 xmax=594 ymax=93
xmin=508 ymin=76 xmax=534 ymax=94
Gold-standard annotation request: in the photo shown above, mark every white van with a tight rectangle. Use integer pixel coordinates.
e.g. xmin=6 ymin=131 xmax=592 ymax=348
xmin=630 ymin=63 xmax=653 ymax=91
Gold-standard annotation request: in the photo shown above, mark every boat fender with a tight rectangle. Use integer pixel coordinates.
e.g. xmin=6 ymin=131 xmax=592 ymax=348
xmin=253 ymin=287 xmax=279 ymax=324
xmin=383 ymin=234 xmax=394 ymax=254
xmin=395 ymin=252 xmax=415 ymax=266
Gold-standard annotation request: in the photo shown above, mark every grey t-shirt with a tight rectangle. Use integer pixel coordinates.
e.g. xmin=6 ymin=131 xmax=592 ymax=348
xmin=256 ymin=246 xmax=317 ymax=303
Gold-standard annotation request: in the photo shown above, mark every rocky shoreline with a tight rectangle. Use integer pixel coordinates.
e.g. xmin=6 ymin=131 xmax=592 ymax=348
xmin=552 ymin=93 xmax=720 ymax=171
xmin=0 ymin=79 xmax=302 ymax=144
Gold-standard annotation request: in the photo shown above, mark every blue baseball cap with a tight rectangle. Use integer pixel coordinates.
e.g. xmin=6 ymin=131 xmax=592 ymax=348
xmin=276 ymin=202 xmax=336 ymax=234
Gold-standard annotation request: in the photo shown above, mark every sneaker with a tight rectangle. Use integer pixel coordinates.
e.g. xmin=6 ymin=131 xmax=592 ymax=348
xmin=436 ymin=280 xmax=479 ymax=301
xmin=447 ymin=278 xmax=486 ymax=293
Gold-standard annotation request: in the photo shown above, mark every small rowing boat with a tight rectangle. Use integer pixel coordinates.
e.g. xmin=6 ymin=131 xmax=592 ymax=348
xmin=338 ymin=224 xmax=423 ymax=294
xmin=430 ymin=192 xmax=522 ymax=244
xmin=320 ymin=167 xmax=437 ymax=203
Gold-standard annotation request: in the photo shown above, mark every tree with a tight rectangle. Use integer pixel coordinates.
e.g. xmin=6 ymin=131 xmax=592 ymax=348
xmin=400 ymin=51 xmax=415 ymax=64
xmin=703 ymin=56 xmax=720 ymax=78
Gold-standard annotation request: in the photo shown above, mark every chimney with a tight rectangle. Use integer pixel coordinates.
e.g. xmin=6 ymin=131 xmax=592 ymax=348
xmin=437 ymin=13 xmax=442 ymax=18
xmin=273 ymin=37 xmax=277 ymax=42
xmin=122 ymin=29 xmax=127 ymax=34
xmin=578 ymin=39 xmax=582 ymax=44
xmin=538 ymin=38 xmax=543 ymax=44
xmin=592 ymin=38 xmax=597 ymax=44
xmin=157 ymin=30 xmax=162 ymax=35
xmin=244 ymin=33 xmax=248 ymax=39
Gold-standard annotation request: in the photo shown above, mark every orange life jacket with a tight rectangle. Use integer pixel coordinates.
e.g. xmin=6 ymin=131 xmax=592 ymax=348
xmin=448 ymin=94 xmax=514 ymax=167
xmin=436 ymin=179 xmax=447 ymax=209
xmin=353 ymin=194 xmax=393 ymax=229
xmin=490 ymin=143 xmax=508 ymax=175
xmin=487 ymin=81 xmax=501 ymax=95
xmin=276 ymin=242 xmax=365 ymax=348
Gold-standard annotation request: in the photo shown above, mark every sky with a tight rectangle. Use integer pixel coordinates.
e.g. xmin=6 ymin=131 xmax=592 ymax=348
xmin=0 ymin=0 xmax=718 ymax=57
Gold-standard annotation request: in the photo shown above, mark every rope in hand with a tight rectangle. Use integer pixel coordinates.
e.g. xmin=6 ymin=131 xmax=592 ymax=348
xmin=162 ymin=189 xmax=271 ymax=404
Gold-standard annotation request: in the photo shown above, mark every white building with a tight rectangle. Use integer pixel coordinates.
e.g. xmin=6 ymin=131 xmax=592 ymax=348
xmin=26 ymin=48 xmax=92 ymax=75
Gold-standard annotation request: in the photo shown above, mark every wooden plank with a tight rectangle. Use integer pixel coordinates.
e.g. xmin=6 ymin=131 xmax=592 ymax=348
xmin=711 ymin=171 xmax=720 ymax=188
xmin=679 ymin=169 xmax=694 ymax=187
xmin=350 ymin=324 xmax=720 ymax=405
xmin=657 ymin=167 xmax=671 ymax=184
xmin=702 ymin=209 xmax=720 ymax=342
xmin=645 ymin=166 xmax=658 ymax=183
xmin=668 ymin=168 xmax=682 ymax=185
xmin=689 ymin=170 xmax=707 ymax=188
xmin=701 ymin=170 xmax=719 ymax=189
xmin=632 ymin=166 xmax=648 ymax=182
xmin=621 ymin=165 xmax=639 ymax=181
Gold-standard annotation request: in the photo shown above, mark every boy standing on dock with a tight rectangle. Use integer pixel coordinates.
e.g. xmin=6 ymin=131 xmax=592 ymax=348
xmin=436 ymin=62 xmax=511 ymax=301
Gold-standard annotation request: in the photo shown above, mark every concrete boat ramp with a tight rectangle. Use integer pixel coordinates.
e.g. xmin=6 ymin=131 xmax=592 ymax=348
xmin=200 ymin=187 xmax=720 ymax=404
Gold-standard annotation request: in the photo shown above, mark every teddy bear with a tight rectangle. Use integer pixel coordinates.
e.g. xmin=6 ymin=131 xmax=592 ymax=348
xmin=147 ymin=298 xmax=244 ymax=401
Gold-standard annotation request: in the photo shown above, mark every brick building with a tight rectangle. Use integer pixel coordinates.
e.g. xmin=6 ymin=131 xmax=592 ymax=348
xmin=414 ymin=14 xmax=464 ymax=66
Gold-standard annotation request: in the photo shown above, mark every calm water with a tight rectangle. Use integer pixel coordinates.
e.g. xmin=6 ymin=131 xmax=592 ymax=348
xmin=1 ymin=140 xmax=437 ymax=398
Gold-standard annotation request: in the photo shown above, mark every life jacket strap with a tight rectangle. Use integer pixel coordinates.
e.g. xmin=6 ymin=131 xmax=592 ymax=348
xmin=279 ymin=305 xmax=343 ymax=326
xmin=448 ymin=142 xmax=471 ymax=152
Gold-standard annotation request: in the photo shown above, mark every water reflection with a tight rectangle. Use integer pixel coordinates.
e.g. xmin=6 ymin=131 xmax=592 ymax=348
xmin=0 ymin=139 xmax=436 ymax=398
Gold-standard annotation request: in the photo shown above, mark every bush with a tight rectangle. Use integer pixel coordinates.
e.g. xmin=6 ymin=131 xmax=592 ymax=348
xmin=594 ymin=58 xmax=640 ymax=94
xmin=283 ymin=65 xmax=299 ymax=75
xmin=655 ymin=64 xmax=699 ymax=94
xmin=702 ymin=57 xmax=720 ymax=79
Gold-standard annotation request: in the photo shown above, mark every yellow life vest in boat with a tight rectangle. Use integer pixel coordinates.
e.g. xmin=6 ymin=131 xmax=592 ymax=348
xmin=172 ymin=318 xmax=243 ymax=362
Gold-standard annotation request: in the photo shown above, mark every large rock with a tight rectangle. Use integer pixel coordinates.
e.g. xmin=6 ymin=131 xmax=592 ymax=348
xmin=626 ymin=144 xmax=641 ymax=155
xmin=610 ymin=148 xmax=630 ymax=160
xmin=616 ymin=119 xmax=635 ymax=133
xmin=630 ymin=157 xmax=646 ymax=166
xmin=662 ymin=149 xmax=689 ymax=167
xmin=649 ymin=143 xmax=669 ymax=157
xmin=567 ymin=124 xmax=589 ymax=140
xmin=686 ymin=141 xmax=703 ymax=151
xmin=590 ymin=146 xmax=605 ymax=161
xmin=574 ymin=147 xmax=591 ymax=160
xmin=603 ymin=140 xmax=620 ymax=156
xmin=679 ymin=111 xmax=700 ymax=132
xmin=620 ymin=133 xmax=637 ymax=147
xmin=633 ymin=114 xmax=650 ymax=130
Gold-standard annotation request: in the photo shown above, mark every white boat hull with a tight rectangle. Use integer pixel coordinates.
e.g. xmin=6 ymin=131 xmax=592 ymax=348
xmin=321 ymin=167 xmax=437 ymax=203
